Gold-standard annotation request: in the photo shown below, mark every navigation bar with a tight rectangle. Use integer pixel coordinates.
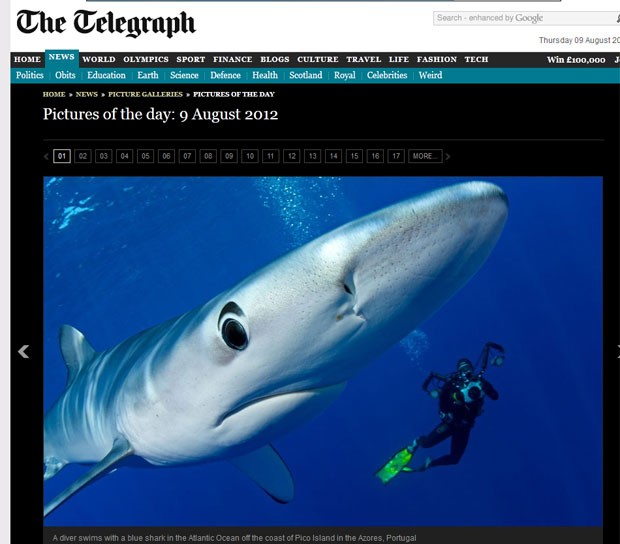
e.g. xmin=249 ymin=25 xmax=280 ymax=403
xmin=11 ymin=51 xmax=620 ymax=68
xmin=12 ymin=50 xmax=620 ymax=85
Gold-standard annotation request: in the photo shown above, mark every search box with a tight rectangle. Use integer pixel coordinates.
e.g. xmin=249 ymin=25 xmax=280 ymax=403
xmin=434 ymin=11 xmax=620 ymax=26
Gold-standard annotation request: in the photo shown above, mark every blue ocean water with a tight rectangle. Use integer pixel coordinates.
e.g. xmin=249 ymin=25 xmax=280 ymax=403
xmin=43 ymin=177 xmax=603 ymax=527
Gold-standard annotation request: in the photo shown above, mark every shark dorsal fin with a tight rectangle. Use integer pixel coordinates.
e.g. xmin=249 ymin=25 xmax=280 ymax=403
xmin=229 ymin=445 xmax=294 ymax=503
xmin=44 ymin=437 xmax=133 ymax=518
xmin=59 ymin=325 xmax=96 ymax=385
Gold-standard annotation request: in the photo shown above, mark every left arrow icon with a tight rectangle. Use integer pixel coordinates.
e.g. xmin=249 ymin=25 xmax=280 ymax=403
xmin=18 ymin=345 xmax=29 ymax=359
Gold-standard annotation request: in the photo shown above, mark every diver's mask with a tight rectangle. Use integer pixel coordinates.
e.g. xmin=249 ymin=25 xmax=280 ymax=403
xmin=457 ymin=358 xmax=474 ymax=380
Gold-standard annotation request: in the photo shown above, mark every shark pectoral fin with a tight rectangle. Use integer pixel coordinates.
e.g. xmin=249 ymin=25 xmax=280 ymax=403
xmin=43 ymin=437 xmax=133 ymax=518
xmin=229 ymin=445 xmax=294 ymax=503
xmin=59 ymin=325 xmax=97 ymax=386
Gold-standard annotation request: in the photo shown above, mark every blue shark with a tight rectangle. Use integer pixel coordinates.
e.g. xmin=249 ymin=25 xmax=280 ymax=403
xmin=44 ymin=181 xmax=508 ymax=516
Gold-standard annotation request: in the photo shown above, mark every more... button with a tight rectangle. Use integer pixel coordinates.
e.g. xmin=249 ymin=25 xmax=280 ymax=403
xmin=408 ymin=149 xmax=444 ymax=164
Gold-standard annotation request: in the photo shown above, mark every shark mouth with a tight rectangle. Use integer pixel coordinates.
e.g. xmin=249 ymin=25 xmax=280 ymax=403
xmin=218 ymin=383 xmax=347 ymax=427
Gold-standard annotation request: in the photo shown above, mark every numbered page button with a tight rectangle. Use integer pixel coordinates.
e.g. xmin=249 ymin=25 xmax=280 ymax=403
xmin=95 ymin=149 xmax=112 ymax=163
xmin=137 ymin=149 xmax=154 ymax=163
xmin=158 ymin=149 xmax=175 ymax=164
xmin=74 ymin=149 xmax=92 ymax=164
xmin=53 ymin=149 xmax=71 ymax=164
xmin=116 ymin=149 xmax=134 ymax=164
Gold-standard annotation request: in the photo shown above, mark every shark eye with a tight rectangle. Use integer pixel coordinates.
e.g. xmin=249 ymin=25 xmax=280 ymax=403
xmin=221 ymin=318 xmax=248 ymax=350
xmin=343 ymin=283 xmax=353 ymax=295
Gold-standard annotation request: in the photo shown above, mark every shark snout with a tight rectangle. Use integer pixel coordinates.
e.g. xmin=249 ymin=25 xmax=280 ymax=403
xmin=337 ymin=182 xmax=508 ymax=334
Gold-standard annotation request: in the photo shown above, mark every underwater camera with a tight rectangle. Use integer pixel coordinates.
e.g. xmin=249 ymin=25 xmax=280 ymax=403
xmin=461 ymin=381 xmax=483 ymax=403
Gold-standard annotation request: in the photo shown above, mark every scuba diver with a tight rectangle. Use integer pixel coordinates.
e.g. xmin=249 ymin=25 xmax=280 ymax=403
xmin=376 ymin=342 xmax=505 ymax=484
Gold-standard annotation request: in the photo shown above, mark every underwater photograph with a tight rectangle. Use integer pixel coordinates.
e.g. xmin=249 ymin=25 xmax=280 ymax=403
xmin=43 ymin=177 xmax=603 ymax=527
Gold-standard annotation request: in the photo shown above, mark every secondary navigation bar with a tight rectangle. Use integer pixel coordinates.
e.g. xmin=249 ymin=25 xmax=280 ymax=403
xmin=12 ymin=68 xmax=619 ymax=84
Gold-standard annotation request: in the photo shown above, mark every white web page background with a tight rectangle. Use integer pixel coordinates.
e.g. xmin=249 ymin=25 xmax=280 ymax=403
xmin=2 ymin=1 xmax=10 ymax=541
xmin=9 ymin=0 xmax=620 ymax=52
xmin=5 ymin=0 xmax=619 ymax=542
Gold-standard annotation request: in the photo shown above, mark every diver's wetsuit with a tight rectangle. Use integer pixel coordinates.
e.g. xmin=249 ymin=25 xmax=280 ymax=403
xmin=417 ymin=374 xmax=498 ymax=468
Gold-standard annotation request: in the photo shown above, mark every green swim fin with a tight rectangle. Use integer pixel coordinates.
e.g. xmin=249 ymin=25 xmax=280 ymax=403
xmin=375 ymin=447 xmax=413 ymax=484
